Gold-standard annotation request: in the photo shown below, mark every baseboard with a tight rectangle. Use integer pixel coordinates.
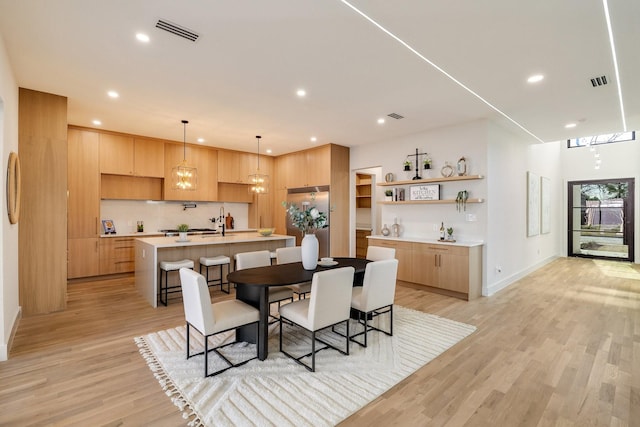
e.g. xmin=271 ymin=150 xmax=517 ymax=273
xmin=0 ymin=306 xmax=22 ymax=361
xmin=486 ymin=255 xmax=559 ymax=296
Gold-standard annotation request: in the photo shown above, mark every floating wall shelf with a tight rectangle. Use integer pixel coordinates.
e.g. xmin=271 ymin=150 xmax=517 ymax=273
xmin=377 ymin=174 xmax=484 ymax=187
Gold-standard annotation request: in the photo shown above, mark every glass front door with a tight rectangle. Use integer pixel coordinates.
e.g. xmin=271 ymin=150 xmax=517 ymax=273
xmin=568 ymin=178 xmax=634 ymax=261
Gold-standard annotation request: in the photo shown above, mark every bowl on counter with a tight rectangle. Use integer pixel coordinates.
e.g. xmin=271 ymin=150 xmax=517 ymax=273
xmin=258 ymin=228 xmax=275 ymax=237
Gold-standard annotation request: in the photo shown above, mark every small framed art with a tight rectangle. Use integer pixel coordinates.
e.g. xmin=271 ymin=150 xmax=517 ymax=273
xmin=102 ymin=219 xmax=116 ymax=234
xmin=410 ymin=184 xmax=440 ymax=201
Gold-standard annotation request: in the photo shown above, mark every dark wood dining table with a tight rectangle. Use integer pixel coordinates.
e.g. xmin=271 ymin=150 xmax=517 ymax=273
xmin=227 ymin=257 xmax=370 ymax=360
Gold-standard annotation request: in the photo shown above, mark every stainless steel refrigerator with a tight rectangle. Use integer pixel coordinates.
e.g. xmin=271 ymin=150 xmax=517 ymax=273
xmin=286 ymin=186 xmax=330 ymax=258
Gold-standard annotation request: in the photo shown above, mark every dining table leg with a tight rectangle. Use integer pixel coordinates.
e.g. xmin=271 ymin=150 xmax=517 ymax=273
xmin=235 ymin=284 xmax=269 ymax=360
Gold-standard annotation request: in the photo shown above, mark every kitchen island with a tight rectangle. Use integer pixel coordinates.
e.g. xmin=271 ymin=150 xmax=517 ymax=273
xmin=135 ymin=233 xmax=295 ymax=307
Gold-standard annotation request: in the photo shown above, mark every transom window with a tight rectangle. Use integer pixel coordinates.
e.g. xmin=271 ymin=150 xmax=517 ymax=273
xmin=568 ymin=131 xmax=635 ymax=148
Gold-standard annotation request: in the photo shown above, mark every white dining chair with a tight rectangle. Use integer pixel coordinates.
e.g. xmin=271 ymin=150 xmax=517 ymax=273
xmin=276 ymin=246 xmax=312 ymax=299
xmin=179 ymin=268 xmax=259 ymax=377
xmin=349 ymin=258 xmax=398 ymax=347
xmin=366 ymin=245 xmax=396 ymax=261
xmin=279 ymin=266 xmax=355 ymax=372
xmin=234 ymin=250 xmax=294 ymax=321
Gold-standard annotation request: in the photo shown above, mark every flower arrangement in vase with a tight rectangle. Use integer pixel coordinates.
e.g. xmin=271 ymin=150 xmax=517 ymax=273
xmin=282 ymin=197 xmax=328 ymax=270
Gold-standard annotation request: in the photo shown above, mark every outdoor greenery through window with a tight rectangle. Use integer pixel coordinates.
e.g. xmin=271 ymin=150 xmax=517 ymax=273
xmin=567 ymin=131 xmax=635 ymax=148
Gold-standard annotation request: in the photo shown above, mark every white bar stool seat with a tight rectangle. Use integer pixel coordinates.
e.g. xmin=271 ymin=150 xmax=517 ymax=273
xmin=199 ymin=255 xmax=231 ymax=294
xmin=159 ymin=259 xmax=194 ymax=306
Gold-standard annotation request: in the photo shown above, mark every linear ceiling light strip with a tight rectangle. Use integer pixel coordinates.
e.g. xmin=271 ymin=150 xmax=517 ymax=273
xmin=602 ymin=0 xmax=627 ymax=132
xmin=339 ymin=0 xmax=545 ymax=143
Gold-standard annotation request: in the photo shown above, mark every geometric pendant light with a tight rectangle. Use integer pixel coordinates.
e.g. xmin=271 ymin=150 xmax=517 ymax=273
xmin=171 ymin=119 xmax=197 ymax=190
xmin=248 ymin=135 xmax=269 ymax=194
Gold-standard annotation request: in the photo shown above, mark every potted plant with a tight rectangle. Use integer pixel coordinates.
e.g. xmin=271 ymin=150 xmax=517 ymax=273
xmin=423 ymin=156 xmax=432 ymax=169
xmin=177 ymin=223 xmax=189 ymax=241
xmin=403 ymin=160 xmax=412 ymax=171
xmin=446 ymin=227 xmax=454 ymax=240
xmin=384 ymin=189 xmax=393 ymax=201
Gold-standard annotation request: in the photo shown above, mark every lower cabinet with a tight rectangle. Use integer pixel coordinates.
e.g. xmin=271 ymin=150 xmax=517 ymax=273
xmin=100 ymin=237 xmax=135 ymax=275
xmin=68 ymin=238 xmax=100 ymax=279
xmin=355 ymin=229 xmax=371 ymax=258
xmin=368 ymin=238 xmax=482 ymax=300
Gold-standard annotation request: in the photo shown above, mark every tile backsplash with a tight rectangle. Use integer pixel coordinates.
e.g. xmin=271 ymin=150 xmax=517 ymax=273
xmin=100 ymin=200 xmax=248 ymax=234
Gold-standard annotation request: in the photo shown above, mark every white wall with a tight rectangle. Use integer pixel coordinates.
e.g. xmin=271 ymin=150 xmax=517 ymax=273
xmin=350 ymin=119 xmax=566 ymax=296
xmin=560 ymin=138 xmax=640 ymax=262
xmin=0 ymin=34 xmax=20 ymax=361
xmin=485 ymin=123 xmax=562 ymax=295
xmin=100 ymin=200 xmax=249 ymax=233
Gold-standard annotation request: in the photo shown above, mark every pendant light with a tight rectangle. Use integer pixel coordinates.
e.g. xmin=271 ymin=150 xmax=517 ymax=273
xmin=249 ymin=135 xmax=269 ymax=194
xmin=171 ymin=120 xmax=197 ymax=191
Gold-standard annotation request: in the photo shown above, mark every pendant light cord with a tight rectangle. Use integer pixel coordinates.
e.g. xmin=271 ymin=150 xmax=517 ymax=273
xmin=182 ymin=119 xmax=188 ymax=161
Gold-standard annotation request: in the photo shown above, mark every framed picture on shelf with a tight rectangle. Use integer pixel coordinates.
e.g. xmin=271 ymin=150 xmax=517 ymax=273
xmin=410 ymin=184 xmax=440 ymax=201
xmin=102 ymin=219 xmax=116 ymax=234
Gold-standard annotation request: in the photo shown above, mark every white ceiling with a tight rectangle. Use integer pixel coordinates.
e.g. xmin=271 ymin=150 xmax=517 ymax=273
xmin=0 ymin=0 xmax=638 ymax=155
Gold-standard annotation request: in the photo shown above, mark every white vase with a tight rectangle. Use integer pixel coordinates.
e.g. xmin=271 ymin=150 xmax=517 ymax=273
xmin=301 ymin=234 xmax=319 ymax=270
xmin=178 ymin=232 xmax=188 ymax=241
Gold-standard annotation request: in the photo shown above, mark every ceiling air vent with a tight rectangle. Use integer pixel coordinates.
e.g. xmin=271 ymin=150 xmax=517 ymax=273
xmin=387 ymin=113 xmax=404 ymax=120
xmin=155 ymin=19 xmax=200 ymax=42
xmin=590 ymin=75 xmax=608 ymax=87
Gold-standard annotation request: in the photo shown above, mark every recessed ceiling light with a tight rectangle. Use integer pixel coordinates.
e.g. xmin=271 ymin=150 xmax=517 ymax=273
xmin=377 ymin=118 xmax=385 ymax=124
xmin=197 ymin=137 xmax=205 ymax=143
xmin=92 ymin=119 xmax=102 ymax=126
xmin=266 ymin=149 xmax=272 ymax=154
xmin=107 ymin=90 xmax=119 ymax=98
xmin=296 ymin=89 xmax=306 ymax=97
xmin=565 ymin=123 xmax=577 ymax=129
xmin=527 ymin=74 xmax=544 ymax=83
xmin=310 ymin=136 xmax=317 ymax=142
xmin=136 ymin=33 xmax=150 ymax=43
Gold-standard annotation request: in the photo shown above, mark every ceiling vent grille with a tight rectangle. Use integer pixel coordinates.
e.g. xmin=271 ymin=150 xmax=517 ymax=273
xmin=387 ymin=113 xmax=404 ymax=120
xmin=590 ymin=75 xmax=608 ymax=87
xmin=155 ymin=19 xmax=199 ymax=42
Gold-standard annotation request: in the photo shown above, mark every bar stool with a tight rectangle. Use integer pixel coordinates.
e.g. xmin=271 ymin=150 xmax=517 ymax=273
xmin=159 ymin=259 xmax=194 ymax=306
xmin=199 ymin=255 xmax=231 ymax=294
xmin=270 ymin=251 xmax=277 ymax=265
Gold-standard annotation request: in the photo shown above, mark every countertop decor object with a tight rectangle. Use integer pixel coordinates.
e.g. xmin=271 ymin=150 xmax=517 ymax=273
xmin=258 ymin=228 xmax=275 ymax=236
xmin=102 ymin=219 xmax=116 ymax=234
xmin=384 ymin=172 xmax=394 ymax=182
xmin=171 ymin=120 xmax=197 ymax=191
xmin=441 ymin=162 xmax=454 ymax=177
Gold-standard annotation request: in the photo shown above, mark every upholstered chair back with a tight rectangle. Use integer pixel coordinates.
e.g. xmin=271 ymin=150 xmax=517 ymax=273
xmin=179 ymin=268 xmax=215 ymax=335
xmin=276 ymin=246 xmax=302 ymax=264
xmin=366 ymin=245 xmax=396 ymax=261
xmin=360 ymin=259 xmax=398 ymax=312
xmin=308 ymin=267 xmax=354 ymax=330
xmin=235 ymin=250 xmax=271 ymax=270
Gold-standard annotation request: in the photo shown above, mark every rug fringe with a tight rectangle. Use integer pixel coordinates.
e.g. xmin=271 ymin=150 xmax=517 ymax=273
xmin=134 ymin=336 xmax=205 ymax=427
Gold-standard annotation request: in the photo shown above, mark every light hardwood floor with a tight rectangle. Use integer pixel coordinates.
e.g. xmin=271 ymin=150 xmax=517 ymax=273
xmin=1 ymin=257 xmax=638 ymax=426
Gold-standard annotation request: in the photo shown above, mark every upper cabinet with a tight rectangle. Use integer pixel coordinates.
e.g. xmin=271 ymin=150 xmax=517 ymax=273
xmin=217 ymin=150 xmax=272 ymax=184
xmin=68 ymin=128 xmax=100 ymax=239
xmin=164 ymin=142 xmax=218 ymax=201
xmin=275 ymin=145 xmax=331 ymax=189
xmin=99 ymin=133 xmax=164 ymax=178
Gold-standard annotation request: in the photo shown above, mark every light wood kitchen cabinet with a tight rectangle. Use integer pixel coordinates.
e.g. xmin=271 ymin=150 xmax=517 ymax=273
xmin=367 ymin=237 xmax=482 ymax=300
xmin=274 ymin=145 xmax=331 ymax=190
xmin=99 ymin=237 xmax=135 ymax=275
xmin=367 ymin=238 xmax=413 ymax=282
xmin=68 ymin=238 xmax=100 ymax=279
xmin=100 ymin=133 xmax=134 ymax=175
xmin=217 ymin=150 xmax=255 ymax=184
xmin=355 ymin=229 xmax=371 ymax=258
xmin=68 ymin=128 xmax=101 ymax=279
xmin=133 ymin=137 xmax=164 ymax=177
xmin=99 ymin=133 xmax=164 ymax=177
xmin=164 ymin=143 xmax=218 ymax=201
xmin=68 ymin=128 xmax=100 ymax=239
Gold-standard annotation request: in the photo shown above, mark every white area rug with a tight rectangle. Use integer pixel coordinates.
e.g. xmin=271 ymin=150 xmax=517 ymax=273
xmin=135 ymin=306 xmax=476 ymax=427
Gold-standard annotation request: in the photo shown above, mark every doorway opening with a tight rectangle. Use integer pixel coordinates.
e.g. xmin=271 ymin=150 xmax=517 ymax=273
xmin=568 ymin=178 xmax=634 ymax=261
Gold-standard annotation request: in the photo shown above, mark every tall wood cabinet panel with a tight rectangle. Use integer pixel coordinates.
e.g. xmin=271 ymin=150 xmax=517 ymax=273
xmin=67 ymin=128 xmax=101 ymax=279
xmin=274 ymin=146 xmax=330 ymax=190
xmin=217 ymin=150 xmax=254 ymax=184
xmin=19 ymin=88 xmax=68 ymax=315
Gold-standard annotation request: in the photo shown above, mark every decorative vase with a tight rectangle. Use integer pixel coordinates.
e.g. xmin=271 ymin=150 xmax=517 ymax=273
xmin=301 ymin=233 xmax=319 ymax=270
xmin=178 ymin=232 xmax=188 ymax=241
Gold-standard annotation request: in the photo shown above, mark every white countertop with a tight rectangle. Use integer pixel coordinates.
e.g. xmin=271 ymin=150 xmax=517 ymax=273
xmin=367 ymin=234 xmax=484 ymax=247
xmin=100 ymin=228 xmax=257 ymax=238
xmin=136 ymin=233 xmax=295 ymax=248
